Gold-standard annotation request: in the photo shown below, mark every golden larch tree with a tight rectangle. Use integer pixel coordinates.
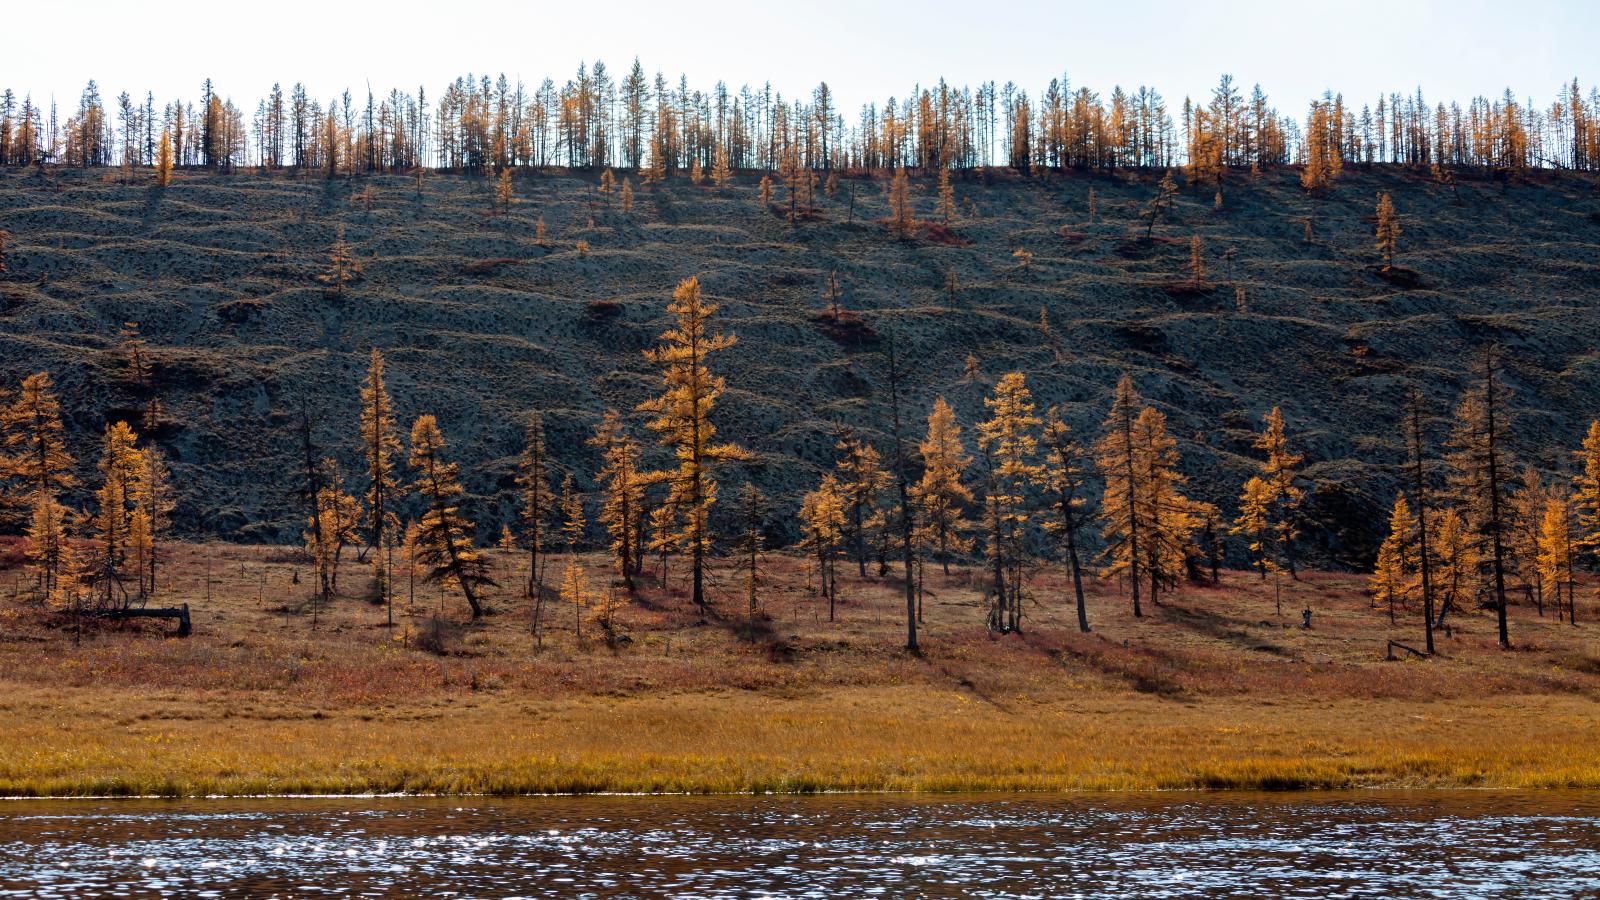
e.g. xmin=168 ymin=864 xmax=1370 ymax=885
xmin=589 ymin=409 xmax=644 ymax=591
xmin=1375 ymin=191 xmax=1400 ymax=269
xmin=835 ymin=432 xmax=889 ymax=578
xmin=887 ymin=167 xmax=914 ymax=239
xmin=408 ymin=414 xmax=493 ymax=618
xmin=977 ymin=371 xmax=1041 ymax=633
xmin=517 ymin=411 xmax=552 ymax=597
xmin=155 ymin=129 xmax=173 ymax=187
xmin=800 ymin=473 xmax=847 ymax=620
xmin=637 ymin=276 xmax=749 ymax=613
xmin=1096 ymin=375 xmax=1150 ymax=617
xmin=1370 ymin=493 xmax=1418 ymax=623
xmin=1537 ymin=495 xmax=1577 ymax=625
xmin=319 ymin=225 xmax=362 ymax=297
xmin=89 ymin=421 xmax=142 ymax=610
xmin=360 ymin=348 xmax=402 ymax=616
xmin=915 ymin=396 xmax=973 ymax=575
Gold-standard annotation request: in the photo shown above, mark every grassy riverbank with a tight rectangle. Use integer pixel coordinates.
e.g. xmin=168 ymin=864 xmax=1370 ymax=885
xmin=2 ymin=542 xmax=1597 ymax=796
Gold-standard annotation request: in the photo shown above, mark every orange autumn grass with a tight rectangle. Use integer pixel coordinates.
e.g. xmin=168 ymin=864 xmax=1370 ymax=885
xmin=0 ymin=541 xmax=1597 ymax=796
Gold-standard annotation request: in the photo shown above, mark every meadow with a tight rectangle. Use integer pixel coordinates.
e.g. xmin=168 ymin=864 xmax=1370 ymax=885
xmin=2 ymin=540 xmax=1596 ymax=796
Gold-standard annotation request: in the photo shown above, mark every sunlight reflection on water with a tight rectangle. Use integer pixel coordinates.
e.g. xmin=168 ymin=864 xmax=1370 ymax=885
xmin=1 ymin=793 xmax=1597 ymax=898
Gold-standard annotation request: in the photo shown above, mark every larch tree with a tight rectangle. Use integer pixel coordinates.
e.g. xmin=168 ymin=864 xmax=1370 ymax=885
xmin=1509 ymin=467 xmax=1551 ymax=615
xmin=517 ymin=411 xmax=552 ymax=597
xmin=1432 ymin=506 xmax=1479 ymax=631
xmin=1570 ymin=420 xmax=1600 ymax=586
xmin=559 ymin=472 xmax=586 ymax=555
xmin=1375 ymin=191 xmax=1400 ymax=269
xmin=758 ymin=174 xmax=773 ymax=208
xmin=800 ymin=473 xmax=847 ymax=621
xmin=494 ymin=167 xmax=513 ymax=214
xmin=885 ymin=335 xmax=919 ymax=650
xmin=711 ymin=142 xmax=731 ymax=188
xmin=1133 ymin=406 xmax=1199 ymax=604
xmin=589 ymin=409 xmax=644 ymax=591
xmin=834 ymin=432 xmax=889 ymax=578
xmin=359 ymin=348 xmax=402 ymax=615
xmin=133 ymin=444 xmax=173 ymax=597
xmin=1444 ymin=348 xmax=1514 ymax=648
xmin=637 ymin=276 xmax=750 ymax=613
xmin=887 ymin=167 xmax=914 ymax=239
xmin=319 ymin=225 xmax=361 ymax=298
xmin=1187 ymin=235 xmax=1207 ymax=282
xmin=1096 ymin=375 xmax=1150 ymax=617
xmin=936 ymin=166 xmax=956 ymax=225
xmin=305 ymin=456 xmax=360 ymax=597
xmin=915 ymin=396 xmax=973 ymax=575
xmin=558 ymin=557 xmax=596 ymax=645
xmin=24 ymin=489 xmax=75 ymax=607
xmin=89 ymin=421 xmax=142 ymax=610
xmin=1249 ymin=406 xmax=1306 ymax=578
xmin=1370 ymin=493 xmax=1418 ymax=624
xmin=408 ymin=414 xmax=493 ymax=618
xmin=620 ymin=177 xmax=634 ymax=214
xmin=1042 ymin=406 xmax=1093 ymax=633
xmin=1 ymin=372 xmax=76 ymax=520
xmin=1406 ymin=390 xmax=1438 ymax=653
xmin=155 ymin=129 xmax=172 ymax=186
xmin=734 ymin=482 xmax=768 ymax=641
xmin=977 ymin=371 xmax=1041 ymax=633
xmin=1536 ymin=495 xmax=1576 ymax=625
xmin=1233 ymin=475 xmax=1275 ymax=579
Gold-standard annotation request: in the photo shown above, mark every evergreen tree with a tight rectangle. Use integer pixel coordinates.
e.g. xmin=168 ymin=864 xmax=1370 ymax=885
xmin=408 ymin=414 xmax=492 ymax=617
xmin=637 ymin=277 xmax=749 ymax=612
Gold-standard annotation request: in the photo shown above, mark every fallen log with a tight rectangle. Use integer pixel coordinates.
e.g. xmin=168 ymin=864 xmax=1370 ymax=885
xmin=1385 ymin=639 xmax=1426 ymax=661
xmin=96 ymin=603 xmax=191 ymax=637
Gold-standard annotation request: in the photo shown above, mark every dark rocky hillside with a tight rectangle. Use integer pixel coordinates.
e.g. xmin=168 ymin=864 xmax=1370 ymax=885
xmin=2 ymin=165 xmax=1598 ymax=565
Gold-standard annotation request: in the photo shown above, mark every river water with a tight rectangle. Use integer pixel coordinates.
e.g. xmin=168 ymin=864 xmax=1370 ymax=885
xmin=1 ymin=793 xmax=1597 ymax=898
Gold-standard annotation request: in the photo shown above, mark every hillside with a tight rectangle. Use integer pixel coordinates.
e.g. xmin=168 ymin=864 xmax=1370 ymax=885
xmin=2 ymin=165 xmax=1599 ymax=563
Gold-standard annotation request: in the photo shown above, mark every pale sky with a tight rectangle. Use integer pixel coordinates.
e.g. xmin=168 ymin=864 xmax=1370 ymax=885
xmin=4 ymin=0 xmax=1596 ymax=116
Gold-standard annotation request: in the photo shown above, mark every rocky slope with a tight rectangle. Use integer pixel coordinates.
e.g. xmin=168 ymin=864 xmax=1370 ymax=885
xmin=2 ymin=165 xmax=1598 ymax=564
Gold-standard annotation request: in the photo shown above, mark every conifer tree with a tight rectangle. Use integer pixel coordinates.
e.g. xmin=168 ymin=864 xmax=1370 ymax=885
xmin=535 ymin=215 xmax=548 ymax=244
xmin=558 ymin=557 xmax=596 ymax=645
xmin=758 ymin=174 xmax=773 ymax=208
xmin=711 ymin=142 xmax=731 ymax=188
xmin=494 ymin=167 xmax=513 ymax=214
xmin=1371 ymin=493 xmax=1418 ymax=623
xmin=559 ymin=472 xmax=585 ymax=555
xmin=1248 ymin=406 xmax=1306 ymax=578
xmin=1097 ymin=375 xmax=1150 ymax=616
xmin=977 ymin=372 xmax=1041 ymax=632
xmin=517 ymin=411 xmax=551 ymax=597
xmin=637 ymin=277 xmax=749 ymax=612
xmin=620 ymin=177 xmax=634 ymax=214
xmin=800 ymin=473 xmax=847 ymax=620
xmin=1133 ymin=406 xmax=1199 ymax=603
xmin=319 ymin=225 xmax=361 ymax=297
xmin=1233 ymin=476 xmax=1275 ymax=578
xmin=1444 ymin=348 xmax=1514 ymax=648
xmin=1042 ymin=406 xmax=1092 ymax=632
xmin=734 ymin=482 xmax=768 ymax=640
xmin=598 ymin=168 xmax=614 ymax=196
xmin=1510 ymin=467 xmax=1550 ymax=615
xmin=1187 ymin=235 xmax=1207 ymax=282
xmin=408 ymin=414 xmax=492 ymax=617
xmin=936 ymin=166 xmax=956 ymax=225
xmin=1144 ymin=170 xmax=1178 ymax=239
xmin=835 ymin=432 xmax=889 ymax=578
xmin=24 ymin=491 xmax=75 ymax=607
xmin=1572 ymin=420 xmax=1600 ymax=596
xmin=915 ymin=397 xmax=973 ymax=575
xmin=1406 ymin=390 xmax=1438 ymax=653
xmin=90 ymin=421 xmax=142 ymax=610
xmin=589 ymin=410 xmax=644 ymax=591
xmin=133 ymin=444 xmax=173 ymax=597
xmin=155 ymin=129 xmax=172 ymax=187
xmin=1537 ymin=495 xmax=1576 ymax=625
xmin=359 ymin=348 xmax=401 ymax=611
xmin=305 ymin=456 xmax=359 ymax=596
xmin=1375 ymin=191 xmax=1400 ymax=269
xmin=1 ymin=372 xmax=76 ymax=521
xmin=887 ymin=167 xmax=914 ymax=239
